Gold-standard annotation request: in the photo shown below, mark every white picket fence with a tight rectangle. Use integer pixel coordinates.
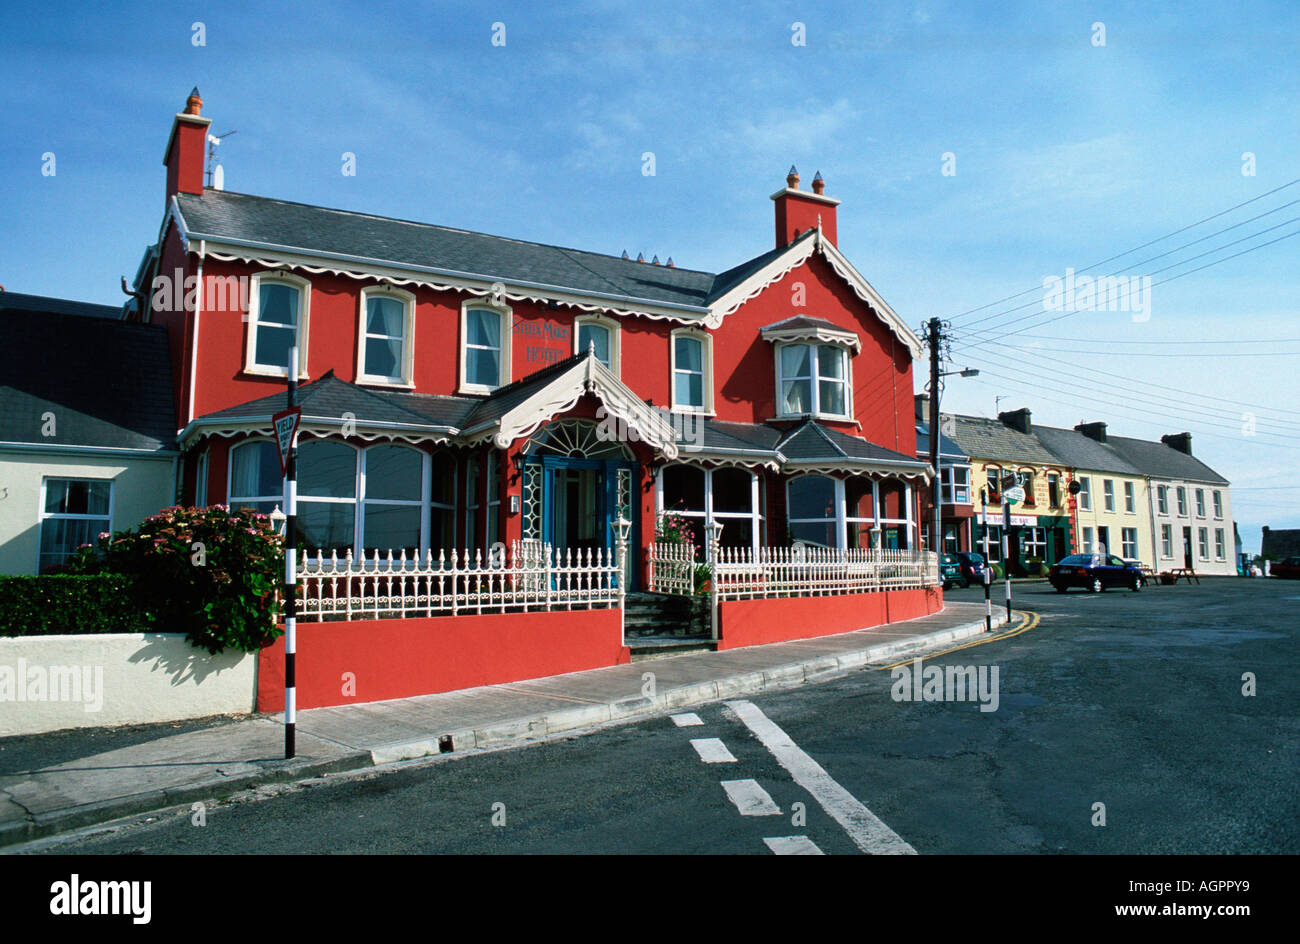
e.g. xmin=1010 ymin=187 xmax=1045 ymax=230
xmin=648 ymin=543 xmax=938 ymax=600
xmin=299 ymin=542 xmax=622 ymax=621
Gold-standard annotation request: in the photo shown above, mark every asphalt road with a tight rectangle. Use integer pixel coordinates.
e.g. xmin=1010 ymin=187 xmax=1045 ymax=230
xmin=22 ymin=577 xmax=1298 ymax=855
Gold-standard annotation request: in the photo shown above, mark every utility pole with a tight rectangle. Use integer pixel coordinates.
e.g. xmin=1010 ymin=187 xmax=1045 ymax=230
xmin=925 ymin=317 xmax=942 ymax=557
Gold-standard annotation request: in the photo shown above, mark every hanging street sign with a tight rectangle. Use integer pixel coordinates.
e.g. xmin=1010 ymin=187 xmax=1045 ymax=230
xmin=1002 ymin=486 xmax=1026 ymax=504
xmin=272 ymin=406 xmax=302 ymax=477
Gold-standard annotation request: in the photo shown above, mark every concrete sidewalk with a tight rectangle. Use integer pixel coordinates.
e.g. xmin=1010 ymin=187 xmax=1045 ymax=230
xmin=0 ymin=601 xmax=1009 ymax=849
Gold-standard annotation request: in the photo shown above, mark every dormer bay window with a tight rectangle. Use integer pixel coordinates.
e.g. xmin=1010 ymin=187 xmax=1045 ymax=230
xmin=760 ymin=316 xmax=860 ymax=420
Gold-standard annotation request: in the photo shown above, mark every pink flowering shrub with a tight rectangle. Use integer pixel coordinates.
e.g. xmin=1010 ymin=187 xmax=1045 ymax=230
xmin=58 ymin=505 xmax=284 ymax=654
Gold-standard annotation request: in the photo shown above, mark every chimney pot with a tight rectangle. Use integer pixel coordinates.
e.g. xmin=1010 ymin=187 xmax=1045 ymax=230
xmin=185 ymin=87 xmax=203 ymax=116
xmin=998 ymin=408 xmax=1032 ymax=435
xmin=786 ymin=164 xmax=800 ymax=190
xmin=621 ymin=250 xmax=629 ymax=260
xmin=666 ymin=256 xmax=675 ymax=267
xmin=652 ymin=254 xmax=660 ymax=265
xmin=636 ymin=252 xmax=644 ymax=263
xmin=811 ymin=170 xmax=825 ymax=195
xmin=1161 ymin=432 xmax=1193 ymax=455
xmin=1074 ymin=421 xmax=1107 ymax=443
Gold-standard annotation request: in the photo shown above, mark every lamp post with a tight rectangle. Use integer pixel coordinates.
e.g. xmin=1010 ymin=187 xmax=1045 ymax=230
xmin=707 ymin=519 xmax=724 ymax=642
xmin=611 ymin=515 xmax=632 ymax=644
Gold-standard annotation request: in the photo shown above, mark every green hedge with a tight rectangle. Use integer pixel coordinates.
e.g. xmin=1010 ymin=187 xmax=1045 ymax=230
xmin=0 ymin=574 xmax=154 ymax=636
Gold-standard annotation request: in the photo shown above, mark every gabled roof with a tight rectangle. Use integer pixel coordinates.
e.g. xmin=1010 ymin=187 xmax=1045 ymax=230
xmin=760 ymin=313 xmax=862 ymax=352
xmin=1032 ymin=425 xmax=1141 ymax=476
xmin=1261 ymin=528 xmax=1300 ymax=559
xmin=946 ymin=414 xmax=1059 ymax=467
xmin=1105 ymin=435 xmax=1229 ymax=485
xmin=0 ymin=306 xmax=175 ymax=452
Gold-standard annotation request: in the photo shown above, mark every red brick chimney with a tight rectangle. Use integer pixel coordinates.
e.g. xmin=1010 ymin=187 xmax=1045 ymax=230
xmin=772 ymin=166 xmax=839 ymax=248
xmin=163 ymin=87 xmax=211 ymax=206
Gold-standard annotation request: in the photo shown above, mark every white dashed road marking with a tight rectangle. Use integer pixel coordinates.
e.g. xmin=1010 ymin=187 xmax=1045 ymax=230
xmin=671 ymin=712 xmax=705 ymax=726
xmin=720 ymin=779 xmax=782 ymax=816
xmin=726 ymin=699 xmax=916 ymax=855
xmin=690 ymin=738 xmax=738 ymax=763
xmin=763 ymin=836 xmax=825 ymax=855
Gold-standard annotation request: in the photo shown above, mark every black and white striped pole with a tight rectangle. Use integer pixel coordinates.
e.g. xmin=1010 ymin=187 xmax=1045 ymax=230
xmin=1002 ymin=495 xmax=1012 ymax=624
xmin=983 ymin=563 xmax=992 ymax=632
xmin=277 ymin=345 xmax=302 ymax=759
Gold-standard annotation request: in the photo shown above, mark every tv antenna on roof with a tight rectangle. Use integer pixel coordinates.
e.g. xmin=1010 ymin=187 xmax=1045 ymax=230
xmin=206 ymin=130 xmax=238 ymax=189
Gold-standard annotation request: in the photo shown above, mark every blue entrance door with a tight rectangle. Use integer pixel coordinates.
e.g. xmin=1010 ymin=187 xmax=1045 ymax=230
xmin=534 ymin=455 xmax=637 ymax=590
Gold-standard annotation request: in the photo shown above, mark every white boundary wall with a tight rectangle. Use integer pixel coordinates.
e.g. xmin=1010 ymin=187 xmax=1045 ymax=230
xmin=0 ymin=634 xmax=256 ymax=736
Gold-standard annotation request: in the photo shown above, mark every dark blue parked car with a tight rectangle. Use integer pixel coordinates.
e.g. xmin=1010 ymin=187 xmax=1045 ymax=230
xmin=953 ymin=551 xmax=987 ymax=587
xmin=1050 ymin=553 xmax=1145 ymax=593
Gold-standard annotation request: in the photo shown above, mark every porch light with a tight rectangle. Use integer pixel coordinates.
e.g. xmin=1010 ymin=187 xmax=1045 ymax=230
xmin=707 ymin=518 xmax=725 ymax=548
xmin=269 ymin=504 xmax=286 ymax=536
xmin=611 ymin=515 xmax=633 ymax=545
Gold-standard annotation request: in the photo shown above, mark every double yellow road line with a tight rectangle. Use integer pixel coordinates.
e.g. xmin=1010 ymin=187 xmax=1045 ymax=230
xmin=873 ymin=609 xmax=1041 ymax=672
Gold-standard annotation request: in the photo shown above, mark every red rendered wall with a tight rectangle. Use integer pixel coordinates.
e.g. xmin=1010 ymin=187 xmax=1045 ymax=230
xmin=715 ymin=587 xmax=943 ymax=650
xmin=257 ymin=607 xmax=629 ymax=712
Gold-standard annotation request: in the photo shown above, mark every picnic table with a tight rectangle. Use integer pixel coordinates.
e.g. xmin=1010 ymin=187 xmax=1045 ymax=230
xmin=1168 ymin=568 xmax=1200 ymax=585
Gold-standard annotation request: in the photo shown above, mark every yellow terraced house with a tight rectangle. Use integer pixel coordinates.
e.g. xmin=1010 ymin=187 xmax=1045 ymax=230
xmin=1034 ymin=423 xmax=1154 ymax=566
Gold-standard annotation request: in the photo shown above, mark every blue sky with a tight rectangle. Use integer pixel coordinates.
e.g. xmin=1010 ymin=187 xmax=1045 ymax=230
xmin=2 ymin=0 xmax=1297 ymax=550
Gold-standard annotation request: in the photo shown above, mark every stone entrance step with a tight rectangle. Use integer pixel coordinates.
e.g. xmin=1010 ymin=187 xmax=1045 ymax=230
xmin=627 ymin=636 xmax=717 ymax=662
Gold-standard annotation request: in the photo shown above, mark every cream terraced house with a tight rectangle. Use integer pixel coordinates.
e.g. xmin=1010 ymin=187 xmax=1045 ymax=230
xmin=1034 ymin=423 xmax=1154 ymax=566
xmin=1104 ymin=430 xmax=1235 ymax=576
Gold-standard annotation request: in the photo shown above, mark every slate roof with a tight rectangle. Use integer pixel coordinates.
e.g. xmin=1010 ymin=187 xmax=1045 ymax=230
xmin=200 ymin=371 xmax=475 ymax=430
xmin=1032 ymin=425 xmax=1142 ymax=476
xmin=946 ymin=414 xmax=1059 ymax=466
xmin=0 ymin=307 xmax=176 ymax=451
xmin=915 ymin=423 xmax=968 ymax=462
xmin=0 ymin=290 xmax=124 ymax=321
xmin=761 ymin=314 xmax=850 ymax=334
xmin=776 ymin=420 xmax=925 ymax=466
xmin=176 ymin=190 xmax=722 ymax=310
xmin=1105 ymin=434 xmax=1229 ymax=485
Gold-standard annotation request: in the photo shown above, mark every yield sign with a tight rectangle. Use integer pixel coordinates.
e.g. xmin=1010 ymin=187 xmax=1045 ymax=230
xmin=272 ymin=407 xmax=301 ymax=477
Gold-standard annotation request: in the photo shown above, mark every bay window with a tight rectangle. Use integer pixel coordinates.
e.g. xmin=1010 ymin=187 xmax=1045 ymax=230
xmin=942 ymin=465 xmax=971 ymax=504
xmin=785 ymin=475 xmax=912 ymax=551
xmin=776 ymin=342 xmax=849 ymax=418
xmin=229 ymin=441 xmax=282 ymax=515
xmin=658 ymin=464 xmax=763 ymax=555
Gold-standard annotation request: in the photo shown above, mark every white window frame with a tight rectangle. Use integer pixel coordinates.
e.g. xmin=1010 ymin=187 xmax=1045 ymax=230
xmin=358 ymin=444 xmax=427 ymax=558
xmin=1213 ymin=490 xmax=1223 ymax=519
xmin=1124 ymin=481 xmax=1135 ymax=514
xmin=1198 ymin=527 xmax=1208 ymax=560
xmin=656 ymin=463 xmax=764 ymax=559
xmin=1195 ymin=488 xmax=1206 ymax=518
xmin=941 ymin=465 xmax=971 ymax=504
xmin=1047 ymin=472 xmax=1060 ymax=508
xmin=1161 ymin=524 xmax=1172 ymax=558
xmin=670 ymin=328 xmax=714 ymax=414
xmin=1157 ymin=484 xmax=1168 ymax=516
xmin=1122 ymin=527 xmax=1138 ymax=559
xmin=574 ymin=313 xmax=621 ymax=376
xmin=785 ymin=474 xmax=913 ymax=551
xmin=1176 ymin=486 xmax=1187 ymax=517
xmin=244 ymin=271 xmax=311 ymax=379
xmin=1078 ymin=475 xmax=1092 ymax=511
xmin=460 ymin=300 xmax=512 ymax=394
xmin=356 ymin=285 xmax=416 ymax=388
xmin=38 ymin=477 xmax=114 ymax=572
xmin=1081 ymin=526 xmax=1094 ymax=554
xmin=1103 ymin=479 xmax=1115 ymax=513
xmin=774 ymin=341 xmax=853 ymax=420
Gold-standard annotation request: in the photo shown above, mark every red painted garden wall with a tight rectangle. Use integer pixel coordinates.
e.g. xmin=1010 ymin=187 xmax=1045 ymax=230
xmin=715 ymin=586 xmax=943 ymax=650
xmin=256 ymin=607 xmax=629 ymax=712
